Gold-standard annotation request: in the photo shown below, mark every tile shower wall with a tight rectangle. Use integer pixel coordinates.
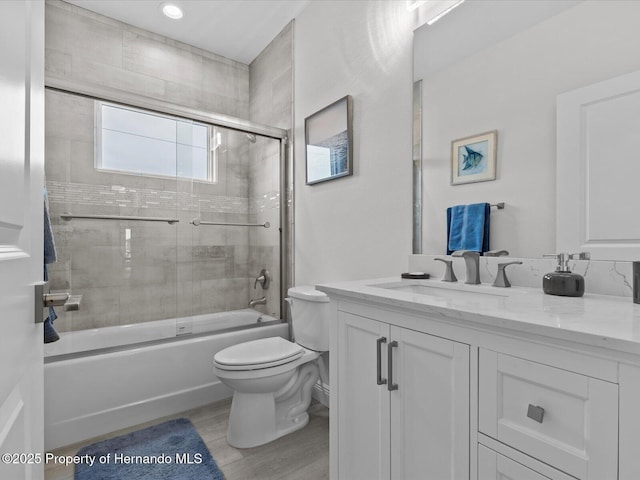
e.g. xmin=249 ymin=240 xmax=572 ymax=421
xmin=248 ymin=22 xmax=294 ymax=317
xmin=45 ymin=0 xmax=249 ymax=117
xmin=46 ymin=90 xmax=253 ymax=332
xmin=44 ymin=0 xmax=257 ymax=332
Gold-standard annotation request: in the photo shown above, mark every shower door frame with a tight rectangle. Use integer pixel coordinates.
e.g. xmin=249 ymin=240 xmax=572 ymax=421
xmin=45 ymin=77 xmax=294 ymax=325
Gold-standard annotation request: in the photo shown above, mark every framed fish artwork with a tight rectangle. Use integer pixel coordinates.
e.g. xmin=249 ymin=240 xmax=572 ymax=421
xmin=451 ymin=130 xmax=497 ymax=185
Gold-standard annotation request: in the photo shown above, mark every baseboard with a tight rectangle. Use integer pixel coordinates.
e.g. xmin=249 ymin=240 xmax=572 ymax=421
xmin=312 ymin=381 xmax=330 ymax=407
xmin=45 ymin=382 xmax=232 ymax=451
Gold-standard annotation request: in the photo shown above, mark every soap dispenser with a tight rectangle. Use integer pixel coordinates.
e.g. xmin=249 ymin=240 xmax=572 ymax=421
xmin=542 ymin=253 xmax=586 ymax=297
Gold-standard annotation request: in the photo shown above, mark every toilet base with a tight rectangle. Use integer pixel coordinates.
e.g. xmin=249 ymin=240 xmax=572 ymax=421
xmin=226 ymin=362 xmax=318 ymax=448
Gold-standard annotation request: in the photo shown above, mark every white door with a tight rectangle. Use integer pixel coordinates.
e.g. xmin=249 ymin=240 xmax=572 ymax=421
xmin=0 ymin=1 xmax=45 ymax=480
xmin=556 ymin=69 xmax=640 ymax=260
xmin=337 ymin=312 xmax=390 ymax=480
xmin=390 ymin=326 xmax=470 ymax=480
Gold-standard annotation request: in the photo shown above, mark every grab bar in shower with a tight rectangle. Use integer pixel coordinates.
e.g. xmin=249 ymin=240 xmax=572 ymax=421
xmin=190 ymin=219 xmax=271 ymax=228
xmin=61 ymin=213 xmax=179 ymax=224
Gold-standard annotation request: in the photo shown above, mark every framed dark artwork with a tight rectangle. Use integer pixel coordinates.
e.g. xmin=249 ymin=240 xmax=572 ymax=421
xmin=305 ymin=95 xmax=353 ymax=185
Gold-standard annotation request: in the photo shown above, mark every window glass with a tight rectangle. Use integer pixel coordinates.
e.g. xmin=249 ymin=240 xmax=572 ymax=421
xmin=97 ymin=103 xmax=214 ymax=182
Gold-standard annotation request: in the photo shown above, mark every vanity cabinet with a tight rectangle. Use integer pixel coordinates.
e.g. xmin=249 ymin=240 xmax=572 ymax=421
xmin=335 ymin=310 xmax=469 ymax=480
xmin=324 ymin=286 xmax=640 ymax=480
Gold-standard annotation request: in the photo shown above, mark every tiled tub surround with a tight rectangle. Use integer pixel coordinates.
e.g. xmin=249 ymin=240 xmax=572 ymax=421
xmin=247 ymin=21 xmax=294 ymax=319
xmin=45 ymin=89 xmax=282 ymax=332
xmin=44 ymin=0 xmax=293 ymax=334
xmin=247 ymin=135 xmax=284 ymax=317
xmin=409 ymin=254 xmax=633 ymax=298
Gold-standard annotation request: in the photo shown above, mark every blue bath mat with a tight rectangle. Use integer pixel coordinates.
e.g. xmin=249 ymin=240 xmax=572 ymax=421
xmin=74 ymin=418 xmax=225 ymax=480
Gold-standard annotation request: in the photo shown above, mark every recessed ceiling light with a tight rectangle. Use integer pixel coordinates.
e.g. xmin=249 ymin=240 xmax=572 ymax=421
xmin=161 ymin=3 xmax=183 ymax=20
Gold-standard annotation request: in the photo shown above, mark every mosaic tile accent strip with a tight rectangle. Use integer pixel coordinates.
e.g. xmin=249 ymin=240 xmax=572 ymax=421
xmin=47 ymin=181 xmax=250 ymax=214
xmin=249 ymin=192 xmax=280 ymax=214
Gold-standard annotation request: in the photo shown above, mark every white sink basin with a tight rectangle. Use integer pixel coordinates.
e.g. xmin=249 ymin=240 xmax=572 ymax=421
xmin=368 ymin=281 xmax=527 ymax=299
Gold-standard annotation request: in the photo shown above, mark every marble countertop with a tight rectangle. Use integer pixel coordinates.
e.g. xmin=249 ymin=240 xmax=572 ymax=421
xmin=316 ymin=277 xmax=640 ymax=356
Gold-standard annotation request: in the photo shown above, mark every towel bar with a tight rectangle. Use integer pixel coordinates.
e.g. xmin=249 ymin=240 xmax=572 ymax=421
xmin=61 ymin=213 xmax=179 ymax=224
xmin=191 ymin=219 xmax=271 ymax=228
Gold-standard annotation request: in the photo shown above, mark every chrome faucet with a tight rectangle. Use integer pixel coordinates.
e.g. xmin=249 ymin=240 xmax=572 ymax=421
xmin=452 ymin=250 xmax=481 ymax=285
xmin=434 ymin=258 xmax=457 ymax=282
xmin=249 ymin=296 xmax=266 ymax=307
xmin=493 ymin=261 xmax=522 ymax=288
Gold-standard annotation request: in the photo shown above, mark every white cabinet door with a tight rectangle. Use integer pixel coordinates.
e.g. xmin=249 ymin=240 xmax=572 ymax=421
xmin=337 ymin=312 xmax=390 ymax=480
xmin=390 ymin=326 xmax=469 ymax=480
xmin=336 ymin=311 xmax=470 ymax=480
xmin=0 ymin=2 xmax=45 ymax=480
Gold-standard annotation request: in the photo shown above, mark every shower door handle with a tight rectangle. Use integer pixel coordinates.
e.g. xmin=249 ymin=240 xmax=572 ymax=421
xmin=387 ymin=341 xmax=398 ymax=391
xmin=376 ymin=337 xmax=387 ymax=386
xmin=34 ymin=282 xmax=83 ymax=323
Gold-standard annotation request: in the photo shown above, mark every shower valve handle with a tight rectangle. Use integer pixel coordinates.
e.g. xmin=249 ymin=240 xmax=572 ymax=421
xmin=254 ymin=269 xmax=271 ymax=290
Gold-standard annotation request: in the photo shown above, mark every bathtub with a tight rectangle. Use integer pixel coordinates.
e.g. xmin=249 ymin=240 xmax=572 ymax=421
xmin=44 ymin=309 xmax=288 ymax=450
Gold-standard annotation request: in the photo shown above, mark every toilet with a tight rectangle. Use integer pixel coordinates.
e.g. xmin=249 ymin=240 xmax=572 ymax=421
xmin=213 ymin=286 xmax=329 ymax=448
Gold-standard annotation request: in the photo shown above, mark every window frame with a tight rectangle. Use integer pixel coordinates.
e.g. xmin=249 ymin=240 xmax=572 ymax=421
xmin=94 ymin=100 xmax=217 ymax=183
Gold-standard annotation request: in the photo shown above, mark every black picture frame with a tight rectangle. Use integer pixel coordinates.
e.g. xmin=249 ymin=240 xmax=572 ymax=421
xmin=304 ymin=95 xmax=353 ymax=185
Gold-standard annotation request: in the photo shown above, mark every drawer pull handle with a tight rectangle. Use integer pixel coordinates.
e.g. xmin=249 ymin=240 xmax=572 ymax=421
xmin=388 ymin=341 xmax=398 ymax=391
xmin=527 ymin=404 xmax=545 ymax=423
xmin=376 ymin=337 xmax=387 ymax=386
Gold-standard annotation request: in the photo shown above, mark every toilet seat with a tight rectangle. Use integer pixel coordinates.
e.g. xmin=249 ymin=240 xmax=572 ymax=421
xmin=214 ymin=337 xmax=304 ymax=371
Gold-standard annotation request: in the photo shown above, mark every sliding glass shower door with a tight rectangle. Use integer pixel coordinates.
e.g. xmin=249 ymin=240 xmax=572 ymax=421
xmin=45 ymin=88 xmax=284 ymax=341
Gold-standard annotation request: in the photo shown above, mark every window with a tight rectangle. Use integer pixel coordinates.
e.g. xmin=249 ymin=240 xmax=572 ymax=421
xmin=95 ymin=102 xmax=216 ymax=182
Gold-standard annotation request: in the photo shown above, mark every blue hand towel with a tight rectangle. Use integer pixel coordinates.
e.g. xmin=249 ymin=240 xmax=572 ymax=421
xmin=44 ymin=185 xmax=57 ymax=264
xmin=44 ymin=185 xmax=60 ymax=343
xmin=446 ymin=203 xmax=490 ymax=255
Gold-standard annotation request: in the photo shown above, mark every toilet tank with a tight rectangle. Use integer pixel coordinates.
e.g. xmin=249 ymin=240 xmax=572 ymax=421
xmin=287 ymin=286 xmax=330 ymax=352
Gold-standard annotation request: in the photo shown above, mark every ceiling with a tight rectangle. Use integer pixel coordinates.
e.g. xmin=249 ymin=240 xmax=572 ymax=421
xmin=64 ymin=0 xmax=311 ymax=64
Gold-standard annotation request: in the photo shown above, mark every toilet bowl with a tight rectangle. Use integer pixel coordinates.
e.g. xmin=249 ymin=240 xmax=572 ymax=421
xmin=214 ymin=337 xmax=320 ymax=448
xmin=213 ymin=286 xmax=329 ymax=448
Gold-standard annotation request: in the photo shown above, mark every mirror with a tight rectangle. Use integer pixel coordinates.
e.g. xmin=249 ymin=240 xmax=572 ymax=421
xmin=305 ymin=95 xmax=353 ymax=185
xmin=413 ymin=0 xmax=640 ymax=259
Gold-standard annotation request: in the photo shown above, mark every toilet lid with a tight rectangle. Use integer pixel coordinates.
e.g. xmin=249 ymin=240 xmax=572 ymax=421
xmin=214 ymin=337 xmax=304 ymax=370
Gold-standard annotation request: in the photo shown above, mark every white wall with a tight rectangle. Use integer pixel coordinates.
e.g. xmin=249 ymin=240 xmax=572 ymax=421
xmin=294 ymin=1 xmax=415 ymax=285
xmin=415 ymin=0 xmax=640 ymax=258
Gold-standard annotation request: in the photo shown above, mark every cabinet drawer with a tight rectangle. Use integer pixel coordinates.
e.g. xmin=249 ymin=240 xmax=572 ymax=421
xmin=479 ymin=350 xmax=618 ymax=480
xmin=479 ymin=444 xmax=560 ymax=480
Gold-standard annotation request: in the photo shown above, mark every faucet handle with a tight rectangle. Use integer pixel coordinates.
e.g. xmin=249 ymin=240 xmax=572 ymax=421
xmin=434 ymin=258 xmax=457 ymax=282
xmin=569 ymin=252 xmax=590 ymax=260
xmin=493 ymin=261 xmax=523 ymax=288
xmin=485 ymin=250 xmax=509 ymax=257
xmin=451 ymin=250 xmax=479 ymax=258
xmin=254 ymin=269 xmax=271 ymax=289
